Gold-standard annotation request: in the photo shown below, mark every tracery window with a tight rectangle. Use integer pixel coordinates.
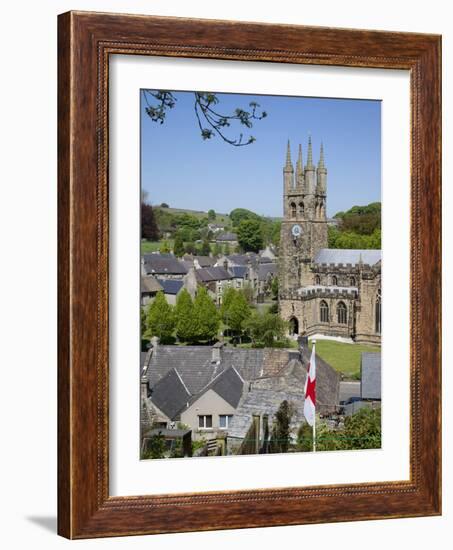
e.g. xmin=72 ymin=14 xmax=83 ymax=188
xmin=320 ymin=300 xmax=329 ymax=323
xmin=375 ymin=289 xmax=381 ymax=334
xmin=337 ymin=301 xmax=347 ymax=324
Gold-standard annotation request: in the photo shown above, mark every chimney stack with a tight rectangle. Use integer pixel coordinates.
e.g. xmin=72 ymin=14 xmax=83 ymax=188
xmin=212 ymin=341 xmax=224 ymax=364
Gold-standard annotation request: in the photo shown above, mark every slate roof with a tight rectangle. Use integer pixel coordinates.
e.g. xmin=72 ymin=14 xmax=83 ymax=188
xmin=195 ymin=266 xmax=233 ymax=282
xmin=314 ymin=249 xmax=381 ymax=266
xmin=194 ymin=256 xmax=217 ymax=267
xmin=157 ymin=278 xmax=184 ymax=295
xmin=229 ymin=265 xmax=248 ymax=279
xmin=228 ymin=352 xmax=340 ymax=439
xmin=147 ymin=346 xmax=225 ymax=395
xmin=361 ymin=352 xmax=381 ymax=400
xmin=188 ymin=366 xmax=245 ymax=409
xmin=142 ymin=253 xmax=188 ymax=275
xmin=149 ymin=367 xmax=191 ymax=419
xmin=141 ymin=275 xmax=163 ymax=294
xmin=228 ymin=253 xmax=257 ymax=265
xmin=257 ymin=263 xmax=278 ymax=281
xmin=216 ymin=232 xmax=238 ymax=242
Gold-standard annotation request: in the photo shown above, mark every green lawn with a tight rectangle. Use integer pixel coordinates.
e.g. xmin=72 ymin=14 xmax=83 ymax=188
xmin=141 ymin=240 xmax=174 ymax=254
xmin=308 ymin=340 xmax=380 ymax=379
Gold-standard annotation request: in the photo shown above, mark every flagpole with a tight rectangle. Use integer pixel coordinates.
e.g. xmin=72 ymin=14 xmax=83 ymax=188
xmin=313 ymin=339 xmax=316 ymax=453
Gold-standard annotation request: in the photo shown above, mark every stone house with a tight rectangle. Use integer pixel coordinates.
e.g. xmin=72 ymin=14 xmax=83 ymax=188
xmin=141 ymin=252 xmax=188 ymax=279
xmin=140 ymin=275 xmax=163 ymax=305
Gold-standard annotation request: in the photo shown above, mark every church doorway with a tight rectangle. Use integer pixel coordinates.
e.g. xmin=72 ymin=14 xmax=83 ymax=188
xmin=289 ymin=316 xmax=299 ymax=336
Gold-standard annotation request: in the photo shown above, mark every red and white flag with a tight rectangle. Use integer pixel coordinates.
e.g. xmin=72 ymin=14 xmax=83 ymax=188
xmin=304 ymin=343 xmax=316 ymax=426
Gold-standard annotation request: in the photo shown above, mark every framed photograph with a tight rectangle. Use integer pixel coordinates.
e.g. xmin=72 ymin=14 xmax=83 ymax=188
xmin=58 ymin=11 xmax=441 ymax=538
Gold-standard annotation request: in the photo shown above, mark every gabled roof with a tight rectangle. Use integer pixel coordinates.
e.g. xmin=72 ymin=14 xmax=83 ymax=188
xmin=216 ymin=232 xmax=238 ymax=242
xmin=314 ymin=249 xmax=381 ymax=266
xmin=229 ymin=265 xmax=248 ymax=279
xmin=142 ymin=253 xmax=188 ymax=275
xmin=227 ymin=253 xmax=257 ymax=265
xmin=141 ymin=275 xmax=163 ymax=294
xmin=361 ymin=352 xmax=381 ymax=400
xmin=258 ymin=263 xmax=278 ymax=281
xmin=194 ymin=255 xmax=217 ymax=267
xmin=195 ymin=266 xmax=233 ymax=282
xmin=149 ymin=367 xmax=191 ymax=419
xmin=188 ymin=366 xmax=245 ymax=409
xmin=156 ymin=278 xmax=184 ymax=295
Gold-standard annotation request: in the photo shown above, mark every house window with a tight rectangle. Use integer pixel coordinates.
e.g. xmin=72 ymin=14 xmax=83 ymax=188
xmin=219 ymin=415 xmax=233 ymax=429
xmin=314 ymin=275 xmax=321 ymax=285
xmin=350 ymin=276 xmax=356 ymax=286
xmin=331 ymin=275 xmax=338 ymax=286
xmin=337 ymin=301 xmax=347 ymax=324
xmin=198 ymin=415 xmax=213 ymax=429
xmin=299 ymin=202 xmax=304 ymax=216
xmin=320 ymin=300 xmax=329 ymax=323
xmin=290 ymin=202 xmax=297 ymax=218
xmin=375 ymin=289 xmax=381 ymax=334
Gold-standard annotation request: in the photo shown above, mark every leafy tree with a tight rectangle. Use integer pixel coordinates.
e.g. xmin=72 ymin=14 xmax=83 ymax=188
xmin=208 ymin=209 xmax=216 ymax=221
xmin=142 ymin=90 xmax=267 ymax=146
xmin=244 ymin=311 xmax=288 ymax=347
xmin=225 ymin=291 xmax=251 ymax=342
xmin=296 ymin=408 xmax=381 ymax=452
xmin=142 ymin=432 xmax=166 ymax=459
xmin=230 ymin=208 xmax=260 ymax=227
xmin=223 ymin=243 xmax=231 ymax=255
xmin=237 ymin=218 xmax=264 ymax=253
xmin=160 ymin=202 xmax=169 ymax=208
xmin=184 ymin=241 xmax=197 ymax=255
xmin=271 ymin=276 xmax=279 ymax=300
xmin=193 ymin=287 xmax=219 ymax=342
xmin=270 ymin=400 xmax=295 ymax=453
xmin=173 ymin=234 xmax=185 ymax=257
xmin=141 ymin=203 xmax=159 ymax=241
xmin=159 ymin=241 xmax=171 ymax=253
xmin=199 ymin=238 xmax=211 ymax=256
xmin=342 ymin=407 xmax=381 ymax=450
xmin=141 ymin=307 xmax=147 ymax=335
xmin=146 ymin=292 xmax=175 ymax=343
xmin=174 ymin=289 xmax=195 ymax=343
xmin=212 ymin=242 xmax=222 ymax=257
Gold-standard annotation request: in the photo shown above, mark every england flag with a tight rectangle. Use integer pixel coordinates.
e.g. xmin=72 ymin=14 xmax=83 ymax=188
xmin=304 ymin=343 xmax=316 ymax=426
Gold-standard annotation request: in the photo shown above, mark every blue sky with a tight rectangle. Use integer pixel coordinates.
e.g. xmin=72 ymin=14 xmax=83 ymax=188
xmin=141 ymin=90 xmax=381 ymax=218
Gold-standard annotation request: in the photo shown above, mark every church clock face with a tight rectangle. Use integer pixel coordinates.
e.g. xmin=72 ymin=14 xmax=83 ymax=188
xmin=291 ymin=224 xmax=302 ymax=238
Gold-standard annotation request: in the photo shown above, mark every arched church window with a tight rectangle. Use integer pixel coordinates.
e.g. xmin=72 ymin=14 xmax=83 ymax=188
xmin=375 ymin=289 xmax=381 ymax=334
xmin=350 ymin=276 xmax=356 ymax=286
xmin=331 ymin=275 xmax=338 ymax=286
xmin=314 ymin=275 xmax=321 ymax=285
xmin=320 ymin=300 xmax=329 ymax=323
xmin=337 ymin=301 xmax=347 ymax=324
xmin=290 ymin=202 xmax=297 ymax=218
xmin=299 ymin=202 xmax=304 ymax=216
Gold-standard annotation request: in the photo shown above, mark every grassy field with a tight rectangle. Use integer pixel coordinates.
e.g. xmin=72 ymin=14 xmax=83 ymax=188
xmin=155 ymin=206 xmax=231 ymax=225
xmin=141 ymin=240 xmax=174 ymax=254
xmin=308 ymin=339 xmax=380 ymax=379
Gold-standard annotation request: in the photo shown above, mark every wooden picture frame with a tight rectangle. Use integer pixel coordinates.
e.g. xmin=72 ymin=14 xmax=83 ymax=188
xmin=58 ymin=11 xmax=441 ymax=539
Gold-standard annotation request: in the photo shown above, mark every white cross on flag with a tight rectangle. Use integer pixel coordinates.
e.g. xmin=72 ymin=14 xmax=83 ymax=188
xmin=304 ymin=344 xmax=316 ymax=426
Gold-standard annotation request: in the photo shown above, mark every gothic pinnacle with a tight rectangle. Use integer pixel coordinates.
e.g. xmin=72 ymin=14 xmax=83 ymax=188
xmin=297 ymin=144 xmax=303 ymax=171
xmin=286 ymin=139 xmax=292 ymax=167
xmin=318 ymin=142 xmax=326 ymax=170
xmin=306 ymin=135 xmax=314 ymax=169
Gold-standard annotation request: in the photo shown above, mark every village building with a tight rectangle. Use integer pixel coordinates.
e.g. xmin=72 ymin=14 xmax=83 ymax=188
xmin=140 ymin=275 xmax=163 ymax=305
xmin=278 ymin=139 xmax=381 ymax=344
xmin=156 ymin=278 xmax=184 ymax=305
xmin=141 ymin=252 xmax=188 ymax=279
xmin=215 ymin=231 xmax=239 ymax=248
xmin=141 ymin=341 xmax=340 ymax=448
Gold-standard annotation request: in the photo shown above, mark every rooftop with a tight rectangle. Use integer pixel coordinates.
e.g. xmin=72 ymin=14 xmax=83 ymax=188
xmin=142 ymin=253 xmax=188 ymax=275
xmin=314 ymin=248 xmax=381 ymax=266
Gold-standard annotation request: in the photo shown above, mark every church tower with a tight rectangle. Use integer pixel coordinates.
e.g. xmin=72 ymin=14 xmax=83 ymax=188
xmin=279 ymin=138 xmax=328 ymax=292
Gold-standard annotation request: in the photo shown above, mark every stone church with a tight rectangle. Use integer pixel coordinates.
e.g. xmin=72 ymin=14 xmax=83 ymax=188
xmin=278 ymin=138 xmax=381 ymax=345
